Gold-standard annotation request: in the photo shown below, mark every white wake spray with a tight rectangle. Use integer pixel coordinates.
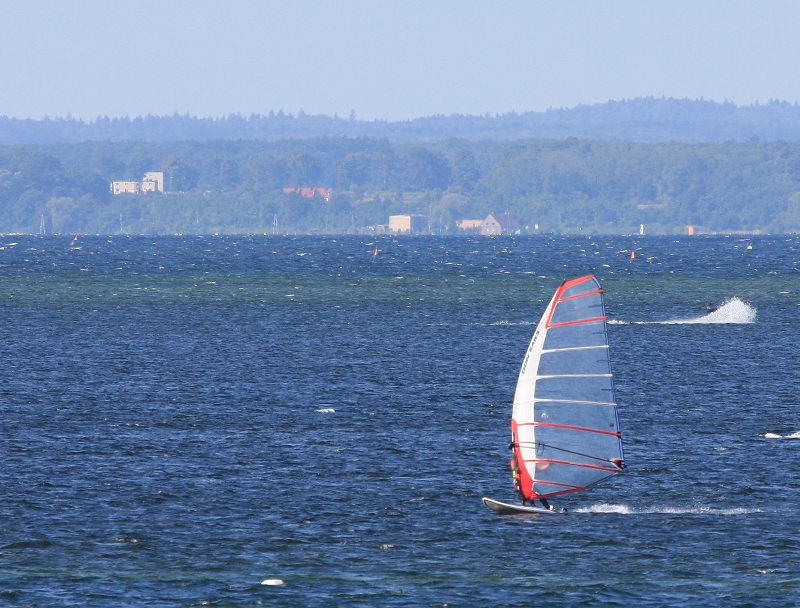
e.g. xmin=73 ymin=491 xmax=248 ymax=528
xmin=674 ymin=297 xmax=757 ymax=324
xmin=764 ymin=431 xmax=800 ymax=439
xmin=610 ymin=297 xmax=757 ymax=325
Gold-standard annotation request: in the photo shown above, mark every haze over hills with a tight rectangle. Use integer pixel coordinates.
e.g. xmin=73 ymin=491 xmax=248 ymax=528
xmin=2 ymin=98 xmax=800 ymax=145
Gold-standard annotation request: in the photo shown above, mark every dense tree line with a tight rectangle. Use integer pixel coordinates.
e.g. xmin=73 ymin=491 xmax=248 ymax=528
xmin=2 ymin=136 xmax=800 ymax=235
xmin=2 ymin=98 xmax=800 ymax=145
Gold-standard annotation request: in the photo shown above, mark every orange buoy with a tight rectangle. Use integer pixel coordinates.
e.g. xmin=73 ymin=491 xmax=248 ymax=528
xmin=630 ymin=250 xmax=637 ymax=260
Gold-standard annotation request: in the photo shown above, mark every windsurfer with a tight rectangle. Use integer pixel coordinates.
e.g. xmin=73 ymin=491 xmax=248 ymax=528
xmin=509 ymin=453 xmax=522 ymax=498
xmin=510 ymin=444 xmax=556 ymax=510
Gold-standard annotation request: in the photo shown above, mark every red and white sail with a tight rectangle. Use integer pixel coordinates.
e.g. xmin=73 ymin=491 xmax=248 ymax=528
xmin=511 ymin=275 xmax=624 ymax=501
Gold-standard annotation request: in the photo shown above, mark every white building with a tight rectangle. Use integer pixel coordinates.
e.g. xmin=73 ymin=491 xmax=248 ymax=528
xmin=111 ymin=171 xmax=164 ymax=195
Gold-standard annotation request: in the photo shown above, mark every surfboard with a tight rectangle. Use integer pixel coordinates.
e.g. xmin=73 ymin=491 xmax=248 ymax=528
xmin=482 ymin=497 xmax=561 ymax=515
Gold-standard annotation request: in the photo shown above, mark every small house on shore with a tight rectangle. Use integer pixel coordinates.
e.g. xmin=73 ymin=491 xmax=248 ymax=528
xmin=480 ymin=212 xmax=519 ymax=236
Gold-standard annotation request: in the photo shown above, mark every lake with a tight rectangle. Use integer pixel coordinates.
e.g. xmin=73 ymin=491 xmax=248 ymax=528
xmin=1 ymin=234 xmax=798 ymax=606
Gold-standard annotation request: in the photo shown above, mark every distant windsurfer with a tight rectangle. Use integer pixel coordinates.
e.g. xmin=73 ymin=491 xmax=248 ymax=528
xmin=706 ymin=302 xmax=717 ymax=313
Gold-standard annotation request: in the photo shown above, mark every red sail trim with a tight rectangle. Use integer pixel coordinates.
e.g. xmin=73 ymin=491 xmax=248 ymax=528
xmin=547 ymin=316 xmax=607 ymax=329
xmin=530 ymin=421 xmax=621 ymax=437
xmin=532 ymin=480 xmax=582 ymax=491
xmin=556 ymin=275 xmax=596 ymax=297
xmin=523 ymin=458 xmax=621 ymax=473
xmin=558 ymin=288 xmax=603 ymax=303
xmin=511 ymin=419 xmax=536 ymax=501
xmin=545 ymin=275 xmax=602 ymax=327
xmin=544 ymin=276 xmax=597 ymax=327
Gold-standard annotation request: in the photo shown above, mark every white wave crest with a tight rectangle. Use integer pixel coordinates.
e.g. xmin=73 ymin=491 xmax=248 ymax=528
xmin=488 ymin=320 xmax=536 ymax=326
xmin=315 ymin=408 xmax=336 ymax=414
xmin=765 ymin=431 xmax=800 ymax=439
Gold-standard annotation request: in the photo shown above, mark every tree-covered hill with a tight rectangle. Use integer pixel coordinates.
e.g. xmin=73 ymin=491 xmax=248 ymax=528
xmin=2 ymin=137 xmax=800 ymax=235
xmin=2 ymin=98 xmax=800 ymax=145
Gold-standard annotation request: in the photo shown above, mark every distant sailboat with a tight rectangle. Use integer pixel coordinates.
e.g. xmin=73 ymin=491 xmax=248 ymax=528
xmin=39 ymin=214 xmax=46 ymax=235
xmin=483 ymin=275 xmax=625 ymax=514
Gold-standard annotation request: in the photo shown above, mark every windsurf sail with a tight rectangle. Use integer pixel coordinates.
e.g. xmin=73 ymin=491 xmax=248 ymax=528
xmin=511 ymin=275 xmax=624 ymax=502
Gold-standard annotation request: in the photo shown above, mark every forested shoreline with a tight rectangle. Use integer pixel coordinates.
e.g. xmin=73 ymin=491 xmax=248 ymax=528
xmin=1 ymin=136 xmax=799 ymax=235
xmin=2 ymin=98 xmax=800 ymax=236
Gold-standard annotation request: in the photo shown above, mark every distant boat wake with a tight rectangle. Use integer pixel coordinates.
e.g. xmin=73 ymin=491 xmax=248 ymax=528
xmin=575 ymin=503 xmax=765 ymax=515
xmin=609 ymin=297 xmax=756 ymax=325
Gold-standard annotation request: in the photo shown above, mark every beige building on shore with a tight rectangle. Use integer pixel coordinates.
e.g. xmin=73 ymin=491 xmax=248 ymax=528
xmin=389 ymin=214 xmax=428 ymax=234
xmin=111 ymin=171 xmax=164 ymax=195
xmin=456 ymin=219 xmax=484 ymax=232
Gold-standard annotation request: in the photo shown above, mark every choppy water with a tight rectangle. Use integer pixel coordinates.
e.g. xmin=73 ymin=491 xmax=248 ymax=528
xmin=1 ymin=235 xmax=798 ymax=606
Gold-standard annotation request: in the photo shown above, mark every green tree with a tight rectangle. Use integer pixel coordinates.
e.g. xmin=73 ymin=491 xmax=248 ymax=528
xmin=337 ymin=152 xmax=373 ymax=189
xmin=287 ymin=152 xmax=323 ymax=185
xmin=244 ymin=153 xmax=288 ymax=190
xmin=429 ymin=192 xmax=472 ymax=232
xmin=450 ymin=149 xmax=479 ymax=192
xmin=165 ymin=156 xmax=199 ymax=191
xmin=402 ymin=147 xmax=451 ymax=190
xmin=205 ymin=157 xmax=241 ymax=189
xmin=46 ymin=196 xmax=81 ymax=233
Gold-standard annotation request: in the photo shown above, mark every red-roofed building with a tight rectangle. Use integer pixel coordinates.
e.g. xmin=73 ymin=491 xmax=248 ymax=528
xmin=282 ymin=186 xmax=332 ymax=201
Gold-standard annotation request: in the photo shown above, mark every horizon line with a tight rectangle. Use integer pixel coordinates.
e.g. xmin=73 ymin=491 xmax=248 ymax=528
xmin=2 ymin=96 xmax=798 ymax=124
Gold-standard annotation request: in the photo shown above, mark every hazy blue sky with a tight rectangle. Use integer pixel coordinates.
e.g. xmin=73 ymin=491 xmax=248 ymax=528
xmin=1 ymin=0 xmax=798 ymax=121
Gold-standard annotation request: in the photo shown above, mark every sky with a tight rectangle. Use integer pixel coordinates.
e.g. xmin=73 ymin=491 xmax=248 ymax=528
xmin=1 ymin=0 xmax=798 ymax=121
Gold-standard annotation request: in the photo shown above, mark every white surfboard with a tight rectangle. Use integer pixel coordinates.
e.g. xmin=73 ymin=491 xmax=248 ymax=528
xmin=482 ymin=496 xmax=562 ymax=515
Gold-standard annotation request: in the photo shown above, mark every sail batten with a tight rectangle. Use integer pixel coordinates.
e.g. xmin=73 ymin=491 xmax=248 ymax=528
xmin=546 ymin=316 xmax=607 ymax=329
xmin=535 ymin=373 xmax=612 ymax=379
xmin=542 ymin=345 xmax=608 ymax=354
xmin=525 ymin=459 xmax=619 ymax=476
xmin=523 ymin=421 xmax=622 ymax=436
xmin=511 ymin=275 xmax=625 ymax=502
xmin=519 ymin=398 xmax=617 ymax=406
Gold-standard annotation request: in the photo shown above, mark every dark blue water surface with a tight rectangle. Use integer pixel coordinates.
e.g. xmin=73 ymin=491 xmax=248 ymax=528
xmin=1 ymin=235 xmax=798 ymax=606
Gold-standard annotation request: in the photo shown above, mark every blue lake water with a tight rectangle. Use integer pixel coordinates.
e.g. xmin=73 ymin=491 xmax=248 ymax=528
xmin=1 ymin=234 xmax=798 ymax=606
